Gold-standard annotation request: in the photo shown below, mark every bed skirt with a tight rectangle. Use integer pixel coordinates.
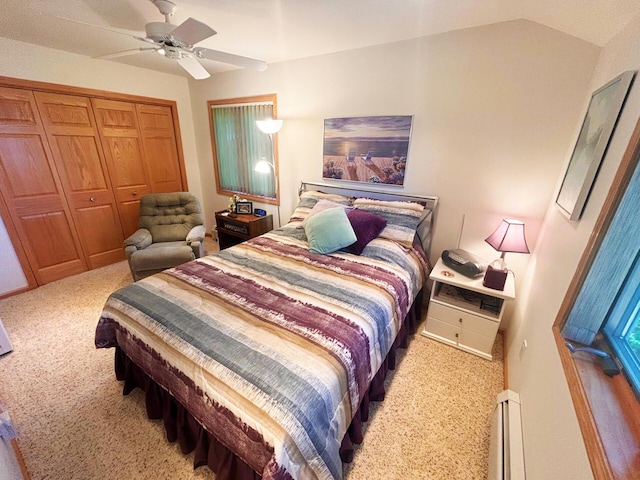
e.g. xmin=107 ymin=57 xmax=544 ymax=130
xmin=112 ymin=288 xmax=423 ymax=479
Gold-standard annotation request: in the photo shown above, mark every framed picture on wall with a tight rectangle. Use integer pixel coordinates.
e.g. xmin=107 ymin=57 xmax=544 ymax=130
xmin=322 ymin=115 xmax=413 ymax=186
xmin=555 ymin=70 xmax=635 ymax=221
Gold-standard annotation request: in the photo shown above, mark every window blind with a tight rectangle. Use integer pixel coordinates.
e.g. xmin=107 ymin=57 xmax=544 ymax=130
xmin=211 ymin=102 xmax=276 ymax=199
xmin=562 ymin=158 xmax=640 ymax=344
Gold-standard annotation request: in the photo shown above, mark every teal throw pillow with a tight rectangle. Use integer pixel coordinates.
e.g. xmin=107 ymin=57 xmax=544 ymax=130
xmin=304 ymin=207 xmax=357 ymax=254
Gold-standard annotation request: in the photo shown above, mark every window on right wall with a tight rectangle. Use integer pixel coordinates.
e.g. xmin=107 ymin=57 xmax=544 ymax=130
xmin=602 ymin=254 xmax=640 ymax=398
xmin=554 ymin=114 xmax=640 ymax=479
xmin=561 ymin=147 xmax=640 ymax=396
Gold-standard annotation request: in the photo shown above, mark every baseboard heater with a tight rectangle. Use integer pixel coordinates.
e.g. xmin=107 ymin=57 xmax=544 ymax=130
xmin=488 ymin=389 xmax=526 ymax=480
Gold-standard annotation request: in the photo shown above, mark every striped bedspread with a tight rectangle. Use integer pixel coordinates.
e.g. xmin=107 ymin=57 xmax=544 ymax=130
xmin=96 ymin=224 xmax=427 ymax=480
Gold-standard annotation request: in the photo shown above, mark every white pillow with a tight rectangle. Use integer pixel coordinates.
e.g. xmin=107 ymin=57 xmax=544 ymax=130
xmin=301 ymin=199 xmax=351 ymax=227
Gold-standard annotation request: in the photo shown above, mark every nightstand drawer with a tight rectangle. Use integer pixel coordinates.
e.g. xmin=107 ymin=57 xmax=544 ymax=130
xmin=427 ymin=301 xmax=457 ymax=324
xmin=221 ymin=220 xmax=249 ymax=235
xmin=428 ymin=302 xmax=498 ymax=337
xmin=461 ymin=330 xmax=497 ymax=354
xmin=425 ymin=316 xmax=460 ymax=344
xmin=462 ymin=312 xmax=499 ymax=337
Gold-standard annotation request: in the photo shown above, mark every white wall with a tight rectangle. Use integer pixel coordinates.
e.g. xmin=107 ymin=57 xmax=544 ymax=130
xmin=0 ymin=38 xmax=202 ymax=296
xmin=188 ymin=19 xmax=599 ymax=331
xmin=0 ymin=218 xmax=27 ymax=293
xmin=506 ymin=16 xmax=640 ymax=480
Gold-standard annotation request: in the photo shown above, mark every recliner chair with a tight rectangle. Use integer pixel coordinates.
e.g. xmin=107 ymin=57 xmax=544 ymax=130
xmin=124 ymin=192 xmax=206 ymax=281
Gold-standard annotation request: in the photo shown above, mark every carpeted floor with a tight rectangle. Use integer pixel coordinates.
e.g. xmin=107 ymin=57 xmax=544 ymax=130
xmin=0 ymin=240 xmax=504 ymax=480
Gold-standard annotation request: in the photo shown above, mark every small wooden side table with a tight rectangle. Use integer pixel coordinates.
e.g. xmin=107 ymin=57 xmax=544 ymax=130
xmin=215 ymin=210 xmax=273 ymax=249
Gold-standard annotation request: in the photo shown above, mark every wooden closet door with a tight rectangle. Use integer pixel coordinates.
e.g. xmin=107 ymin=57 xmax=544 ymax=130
xmin=92 ymin=99 xmax=151 ymax=238
xmin=34 ymin=92 xmax=125 ymax=269
xmin=0 ymin=87 xmax=87 ymax=284
xmin=137 ymin=104 xmax=185 ymax=193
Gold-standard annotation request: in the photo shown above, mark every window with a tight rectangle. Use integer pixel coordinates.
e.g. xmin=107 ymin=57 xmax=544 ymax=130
xmin=208 ymin=94 xmax=279 ymax=205
xmin=562 ymin=148 xmax=640 ymax=392
xmin=603 ymin=254 xmax=640 ymax=398
xmin=554 ymin=115 xmax=640 ymax=479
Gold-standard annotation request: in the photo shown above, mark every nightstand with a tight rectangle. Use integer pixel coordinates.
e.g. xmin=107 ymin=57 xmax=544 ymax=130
xmin=215 ymin=210 xmax=273 ymax=249
xmin=421 ymin=257 xmax=515 ymax=360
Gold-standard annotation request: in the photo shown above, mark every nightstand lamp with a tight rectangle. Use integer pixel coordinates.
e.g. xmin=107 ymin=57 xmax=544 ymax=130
xmin=483 ymin=218 xmax=530 ymax=290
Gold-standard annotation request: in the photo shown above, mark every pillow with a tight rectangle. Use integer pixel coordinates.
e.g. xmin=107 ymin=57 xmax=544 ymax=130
xmin=345 ymin=209 xmax=387 ymax=255
xmin=301 ymin=199 xmax=352 ymax=227
xmin=289 ymin=190 xmax=353 ymax=224
xmin=352 ymin=198 xmax=424 ymax=248
xmin=303 ymin=207 xmax=357 ymax=254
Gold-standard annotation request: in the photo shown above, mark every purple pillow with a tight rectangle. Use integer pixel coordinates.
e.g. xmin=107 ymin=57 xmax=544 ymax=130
xmin=345 ymin=209 xmax=387 ymax=255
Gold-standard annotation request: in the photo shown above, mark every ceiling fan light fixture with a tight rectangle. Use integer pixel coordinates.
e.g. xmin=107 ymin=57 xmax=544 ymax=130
xmin=72 ymin=0 xmax=264 ymax=80
xmin=145 ymin=21 xmax=175 ymax=43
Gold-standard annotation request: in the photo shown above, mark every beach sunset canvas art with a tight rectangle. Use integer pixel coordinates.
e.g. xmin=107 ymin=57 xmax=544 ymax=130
xmin=322 ymin=115 xmax=413 ymax=185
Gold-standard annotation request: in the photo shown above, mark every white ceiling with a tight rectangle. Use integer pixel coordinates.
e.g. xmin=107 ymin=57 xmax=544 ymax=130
xmin=2 ymin=0 xmax=639 ymax=78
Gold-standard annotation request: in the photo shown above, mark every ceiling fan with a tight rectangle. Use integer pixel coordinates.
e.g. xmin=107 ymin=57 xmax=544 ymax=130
xmin=79 ymin=0 xmax=267 ymax=79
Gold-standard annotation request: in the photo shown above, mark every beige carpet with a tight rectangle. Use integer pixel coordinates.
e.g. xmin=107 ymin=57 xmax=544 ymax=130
xmin=0 ymin=244 xmax=504 ymax=480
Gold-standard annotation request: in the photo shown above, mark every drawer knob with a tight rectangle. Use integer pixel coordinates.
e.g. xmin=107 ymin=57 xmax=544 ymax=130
xmin=90 ymin=196 xmax=96 ymax=202
xmin=459 ymin=318 xmax=463 ymax=323
xmin=455 ymin=333 xmax=459 ymax=338
xmin=132 ymin=191 xmax=138 ymax=196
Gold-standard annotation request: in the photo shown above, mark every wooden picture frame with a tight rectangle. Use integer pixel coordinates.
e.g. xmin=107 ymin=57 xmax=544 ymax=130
xmin=556 ymin=71 xmax=635 ymax=221
xmin=235 ymin=201 xmax=253 ymax=214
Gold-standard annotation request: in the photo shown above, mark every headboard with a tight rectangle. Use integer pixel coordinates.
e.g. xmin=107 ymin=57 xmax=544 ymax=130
xmin=298 ymin=181 xmax=438 ymax=258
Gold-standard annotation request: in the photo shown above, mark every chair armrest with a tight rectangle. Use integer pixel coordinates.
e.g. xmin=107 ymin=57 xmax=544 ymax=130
xmin=124 ymin=245 xmax=137 ymax=262
xmin=186 ymin=225 xmax=206 ymax=243
xmin=124 ymin=228 xmax=152 ymax=250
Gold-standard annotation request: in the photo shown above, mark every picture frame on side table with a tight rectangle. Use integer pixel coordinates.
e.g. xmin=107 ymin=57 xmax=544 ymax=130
xmin=235 ymin=201 xmax=253 ymax=214
xmin=556 ymin=70 xmax=635 ymax=221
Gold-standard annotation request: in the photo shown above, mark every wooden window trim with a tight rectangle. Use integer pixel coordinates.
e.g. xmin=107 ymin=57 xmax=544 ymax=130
xmin=553 ymin=116 xmax=640 ymax=479
xmin=207 ymin=94 xmax=280 ymax=206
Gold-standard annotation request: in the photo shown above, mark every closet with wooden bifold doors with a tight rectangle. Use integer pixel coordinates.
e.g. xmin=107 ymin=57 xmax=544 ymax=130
xmin=0 ymin=79 xmax=187 ymax=288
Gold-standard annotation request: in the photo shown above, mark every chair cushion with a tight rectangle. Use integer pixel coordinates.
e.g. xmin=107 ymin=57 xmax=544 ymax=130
xmin=130 ymin=244 xmax=194 ymax=272
xmin=138 ymin=192 xmax=203 ymax=242
xmin=150 ymin=224 xmax=192 ymax=242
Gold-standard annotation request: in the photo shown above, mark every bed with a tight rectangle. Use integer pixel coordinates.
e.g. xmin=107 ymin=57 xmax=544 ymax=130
xmin=95 ymin=182 xmax=438 ymax=480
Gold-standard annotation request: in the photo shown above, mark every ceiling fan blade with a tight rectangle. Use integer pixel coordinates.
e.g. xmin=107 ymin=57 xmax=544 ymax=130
xmin=170 ymin=17 xmax=216 ymax=47
xmin=195 ymin=47 xmax=267 ymax=71
xmin=177 ymin=56 xmax=211 ymax=80
xmin=57 ymin=16 xmax=145 ymax=40
xmin=95 ymin=48 xmax=156 ymax=60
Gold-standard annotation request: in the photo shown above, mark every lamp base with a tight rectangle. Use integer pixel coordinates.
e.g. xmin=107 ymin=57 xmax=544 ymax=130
xmin=483 ymin=265 xmax=508 ymax=291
